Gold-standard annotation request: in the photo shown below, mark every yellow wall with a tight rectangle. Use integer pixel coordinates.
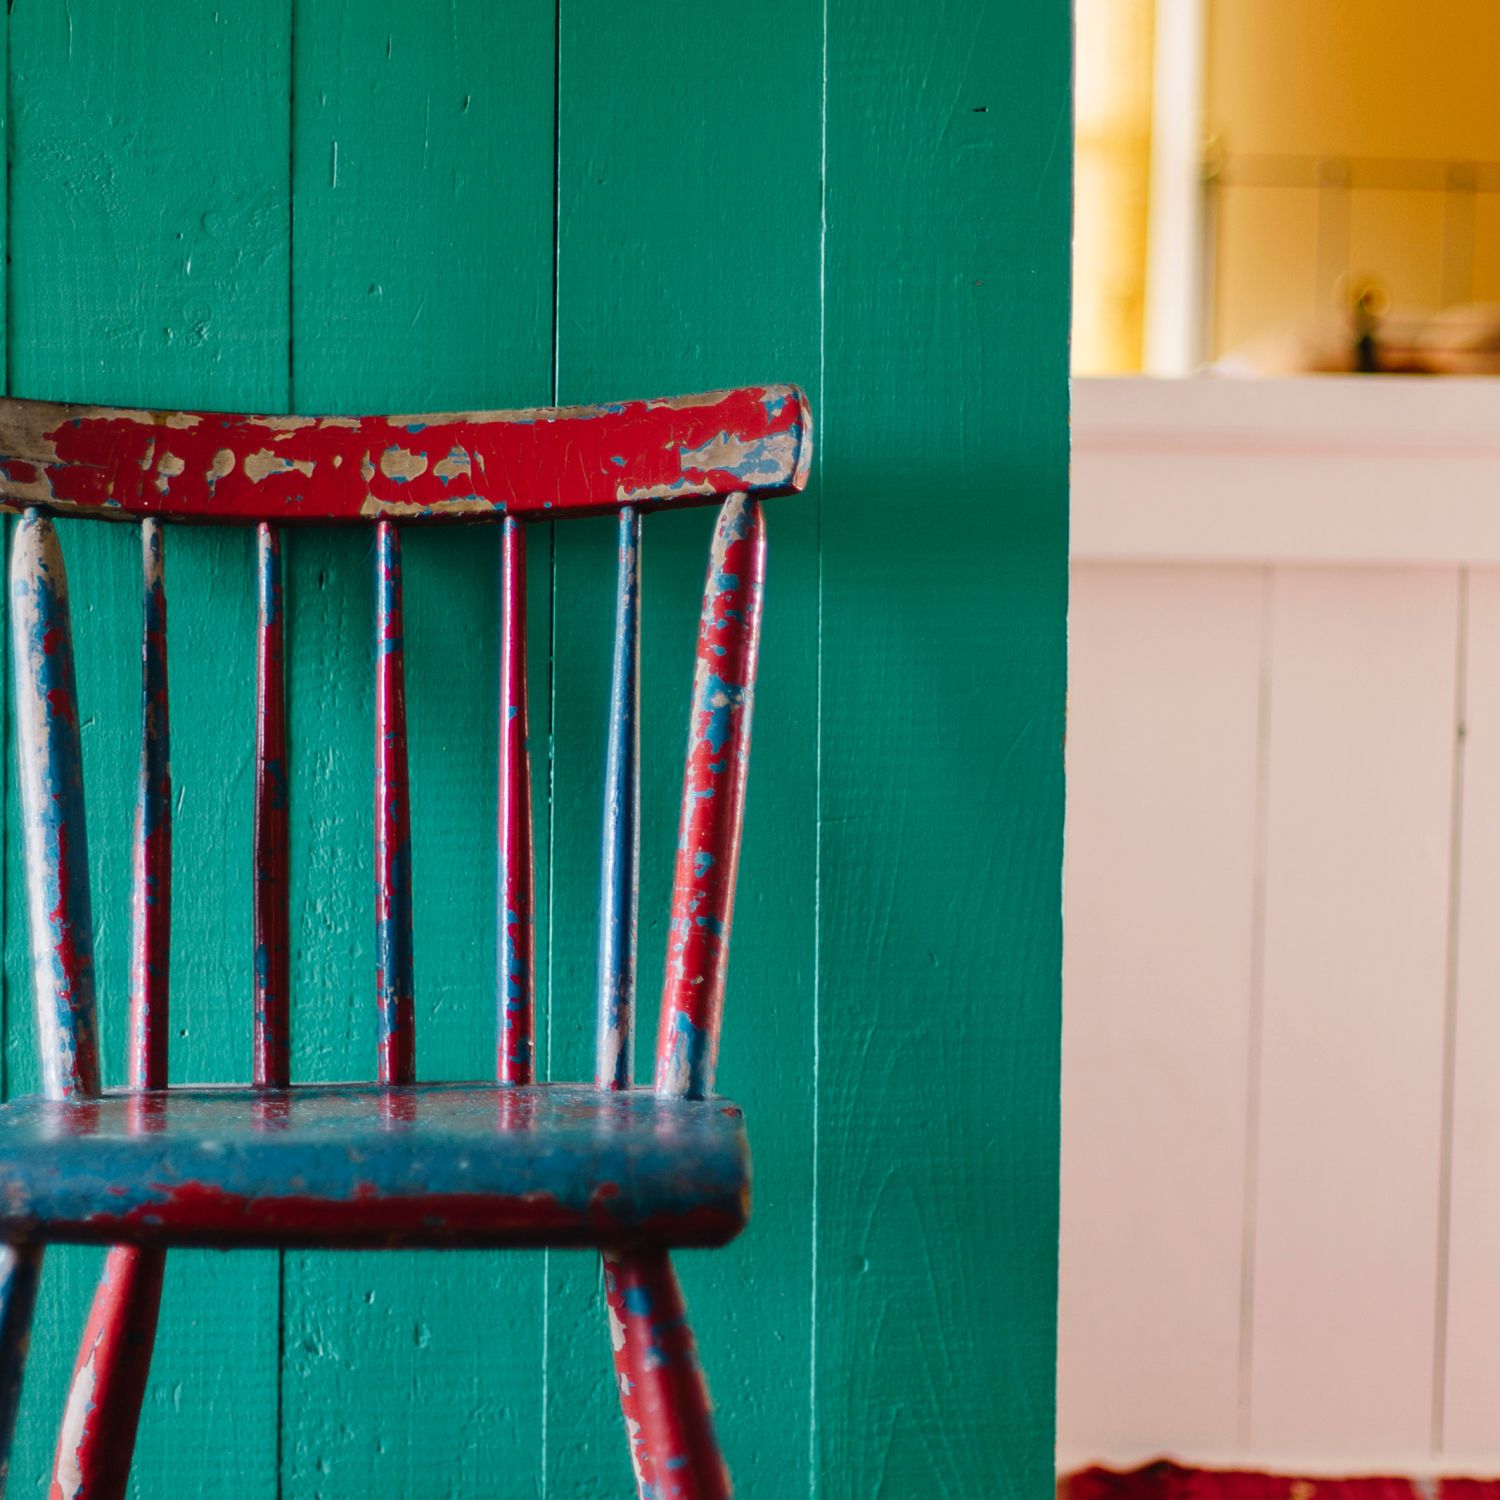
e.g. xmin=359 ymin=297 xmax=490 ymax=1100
xmin=1073 ymin=0 xmax=1155 ymax=373
xmin=1208 ymin=0 xmax=1500 ymax=356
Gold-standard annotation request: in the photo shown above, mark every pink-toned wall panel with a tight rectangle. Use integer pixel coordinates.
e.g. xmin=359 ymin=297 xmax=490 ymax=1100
xmin=1059 ymin=563 xmax=1266 ymax=1463
xmin=1061 ymin=559 xmax=1481 ymax=1473
xmin=1064 ymin=382 xmax=1500 ymax=1476
xmin=1440 ymin=568 xmax=1500 ymax=1460
xmin=1245 ymin=567 xmax=1459 ymax=1459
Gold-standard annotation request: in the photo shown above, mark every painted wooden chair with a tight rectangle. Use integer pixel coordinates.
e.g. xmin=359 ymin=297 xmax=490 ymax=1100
xmin=0 ymin=382 xmax=810 ymax=1499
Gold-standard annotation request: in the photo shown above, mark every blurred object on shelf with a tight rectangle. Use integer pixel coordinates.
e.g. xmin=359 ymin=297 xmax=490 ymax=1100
xmin=1213 ymin=286 xmax=1500 ymax=376
xmin=1348 ymin=276 xmax=1388 ymax=372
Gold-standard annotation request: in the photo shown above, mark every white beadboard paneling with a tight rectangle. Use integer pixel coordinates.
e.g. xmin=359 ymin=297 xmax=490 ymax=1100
xmin=1058 ymin=563 xmax=1265 ymax=1463
xmin=1248 ymin=567 xmax=1460 ymax=1457
xmin=1440 ymin=568 xmax=1500 ymax=1460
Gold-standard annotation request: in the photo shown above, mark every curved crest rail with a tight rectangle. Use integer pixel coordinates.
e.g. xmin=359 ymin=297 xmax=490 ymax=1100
xmin=0 ymin=383 xmax=810 ymax=524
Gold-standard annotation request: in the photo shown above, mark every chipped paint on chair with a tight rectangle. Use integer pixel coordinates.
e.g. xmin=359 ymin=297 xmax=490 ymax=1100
xmin=0 ymin=383 xmax=809 ymax=1499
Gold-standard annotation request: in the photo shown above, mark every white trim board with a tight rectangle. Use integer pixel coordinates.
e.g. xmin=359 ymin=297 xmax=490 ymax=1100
xmin=1073 ymin=376 xmax=1500 ymax=565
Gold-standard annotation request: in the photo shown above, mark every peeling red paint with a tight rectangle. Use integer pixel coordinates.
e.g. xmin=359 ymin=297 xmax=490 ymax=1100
xmin=70 ymin=1179 xmax=742 ymax=1251
xmin=0 ymin=1083 xmax=750 ymax=1250
xmin=656 ymin=496 xmax=767 ymax=1101
xmin=375 ymin=521 xmax=415 ymax=1086
xmin=253 ymin=524 xmax=289 ymax=1089
xmin=605 ymin=1250 xmax=731 ymax=1500
xmin=51 ymin=1245 xmax=163 ymax=1500
xmin=498 ymin=519 xmax=535 ymax=1085
xmin=0 ymin=385 xmax=810 ymax=524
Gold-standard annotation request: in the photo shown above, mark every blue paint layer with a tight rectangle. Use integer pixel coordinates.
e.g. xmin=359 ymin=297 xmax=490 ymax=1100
xmin=0 ymin=1245 xmax=40 ymax=1485
xmin=0 ymin=1084 xmax=750 ymax=1250
xmin=11 ymin=511 xmax=100 ymax=1101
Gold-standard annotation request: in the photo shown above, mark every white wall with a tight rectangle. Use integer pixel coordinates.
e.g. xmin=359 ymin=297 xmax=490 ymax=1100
xmin=1060 ymin=377 xmax=1500 ymax=1475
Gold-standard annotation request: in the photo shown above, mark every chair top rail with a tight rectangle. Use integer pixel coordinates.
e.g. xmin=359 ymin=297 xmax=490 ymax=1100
xmin=0 ymin=383 xmax=811 ymax=525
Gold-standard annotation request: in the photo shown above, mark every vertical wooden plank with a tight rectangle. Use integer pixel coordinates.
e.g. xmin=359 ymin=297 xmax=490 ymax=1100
xmin=816 ymin=0 xmax=1069 ymax=1493
xmin=5 ymin=3 xmax=289 ymax=1490
xmin=550 ymin=2 xmax=822 ymax=1492
xmin=1058 ymin=563 xmax=1265 ymax=1464
xmin=0 ymin=10 xmax=14 ymax=1482
xmin=1249 ymin=567 xmax=1457 ymax=1458
xmin=1438 ymin=567 xmax=1500 ymax=1461
xmin=284 ymin=3 xmax=553 ymax=1491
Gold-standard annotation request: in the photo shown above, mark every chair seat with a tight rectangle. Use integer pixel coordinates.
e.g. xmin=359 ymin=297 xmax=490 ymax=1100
xmin=0 ymin=1083 xmax=750 ymax=1251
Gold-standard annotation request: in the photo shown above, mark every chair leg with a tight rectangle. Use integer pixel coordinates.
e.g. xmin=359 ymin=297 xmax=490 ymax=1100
xmin=52 ymin=1245 xmax=165 ymax=1500
xmin=0 ymin=1245 xmax=42 ymax=1495
xmin=603 ymin=1249 xmax=731 ymax=1500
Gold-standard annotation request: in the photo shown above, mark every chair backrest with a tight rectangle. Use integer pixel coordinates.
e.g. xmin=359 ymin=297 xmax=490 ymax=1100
xmin=4 ymin=384 xmax=811 ymax=1107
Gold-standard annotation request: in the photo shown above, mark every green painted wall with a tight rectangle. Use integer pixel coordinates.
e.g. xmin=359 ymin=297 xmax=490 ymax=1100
xmin=0 ymin=1 xmax=1069 ymax=1495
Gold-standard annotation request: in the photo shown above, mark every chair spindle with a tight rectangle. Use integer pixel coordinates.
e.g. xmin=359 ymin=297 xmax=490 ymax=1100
xmin=606 ymin=495 xmax=765 ymax=1500
xmin=596 ymin=506 xmax=641 ymax=1091
xmin=253 ymin=522 xmax=290 ymax=1089
xmin=131 ymin=518 xmax=171 ymax=1093
xmin=655 ymin=494 xmax=767 ymax=1102
xmin=0 ymin=1246 xmax=41 ymax=1492
xmin=51 ymin=520 xmax=174 ymax=1500
xmin=375 ymin=521 xmax=415 ymax=1086
xmin=498 ymin=517 xmax=535 ymax=1086
xmin=10 ymin=509 xmax=104 ymax=1483
xmin=12 ymin=509 xmax=100 ymax=1101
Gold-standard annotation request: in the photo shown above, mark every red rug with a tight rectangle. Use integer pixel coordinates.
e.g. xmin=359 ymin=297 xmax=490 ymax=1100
xmin=1065 ymin=1461 xmax=1500 ymax=1500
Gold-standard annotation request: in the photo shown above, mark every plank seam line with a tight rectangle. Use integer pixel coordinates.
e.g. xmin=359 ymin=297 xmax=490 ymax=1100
xmin=1430 ymin=565 xmax=1469 ymax=1456
xmin=1236 ymin=563 xmax=1275 ymax=1448
xmin=549 ymin=0 xmax=561 ymax=410
xmin=808 ymin=0 xmax=828 ymax=1490
xmin=1 ymin=0 xmax=12 ymax=1111
xmin=541 ymin=1 xmax=563 ymax=1490
xmin=277 ymin=4 xmax=296 ymax=1493
xmin=540 ymin=517 xmax=557 ymax=1500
